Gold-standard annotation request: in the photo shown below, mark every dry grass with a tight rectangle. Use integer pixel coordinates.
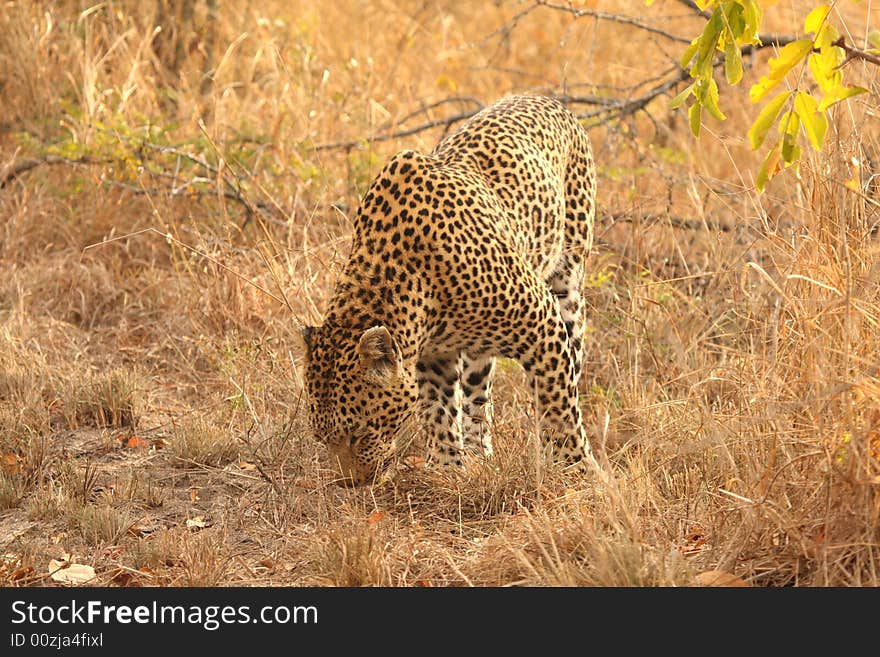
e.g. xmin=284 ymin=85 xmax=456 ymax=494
xmin=1 ymin=0 xmax=879 ymax=587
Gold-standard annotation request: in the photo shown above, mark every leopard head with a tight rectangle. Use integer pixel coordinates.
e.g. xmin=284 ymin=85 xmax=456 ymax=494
xmin=301 ymin=323 xmax=419 ymax=485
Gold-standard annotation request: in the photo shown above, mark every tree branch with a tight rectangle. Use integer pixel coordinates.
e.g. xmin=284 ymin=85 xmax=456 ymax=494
xmin=312 ymin=6 xmax=811 ymax=150
xmin=576 ymin=68 xmax=692 ymax=123
xmin=537 ymin=0 xmax=692 ymax=44
xmin=674 ymin=0 xmax=711 ymax=20
xmin=0 ymin=154 xmax=102 ymax=189
xmin=606 ymin=209 xmax=733 ymax=232
xmin=1 ymin=147 xmax=280 ymax=223
xmin=313 ymin=111 xmax=482 ymax=152
xmin=833 ymin=35 xmax=880 ymax=67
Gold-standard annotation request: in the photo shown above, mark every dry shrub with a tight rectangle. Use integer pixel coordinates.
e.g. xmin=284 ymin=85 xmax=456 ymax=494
xmin=0 ymin=472 xmax=21 ymax=510
xmin=468 ymin=506 xmax=693 ymax=587
xmin=170 ymin=417 xmax=239 ymax=467
xmin=60 ymin=368 xmax=143 ymax=430
xmin=73 ymin=504 xmax=134 ymax=545
xmin=311 ymin=523 xmax=397 ymax=587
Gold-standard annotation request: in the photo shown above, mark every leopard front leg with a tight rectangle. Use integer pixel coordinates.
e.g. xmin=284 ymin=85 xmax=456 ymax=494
xmin=416 ymin=353 xmax=464 ymax=466
xmin=457 ymin=352 xmax=496 ymax=456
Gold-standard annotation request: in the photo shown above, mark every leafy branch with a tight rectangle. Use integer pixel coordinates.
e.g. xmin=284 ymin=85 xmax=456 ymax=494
xmin=667 ymin=1 xmax=876 ymax=190
xmin=1 ymin=154 xmax=102 ymax=189
xmin=3 ymin=127 xmax=283 ymax=227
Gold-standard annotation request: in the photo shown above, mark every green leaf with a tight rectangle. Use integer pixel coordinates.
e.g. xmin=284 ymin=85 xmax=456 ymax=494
xmin=680 ymin=39 xmax=701 ymax=69
xmin=779 ymin=113 xmax=801 ymax=163
xmin=724 ymin=38 xmax=744 ymax=85
xmin=818 ymin=85 xmax=869 ymax=111
xmin=869 ymin=30 xmax=880 ymax=50
xmin=700 ymin=78 xmax=726 ymax=121
xmin=749 ymin=39 xmax=814 ymax=102
xmin=804 ymin=5 xmax=831 ymax=34
xmin=741 ymin=0 xmax=763 ymax=42
xmin=782 ymin=137 xmax=801 ymax=166
xmin=756 ymin=144 xmax=781 ymax=192
xmin=689 ymin=101 xmax=702 ymax=138
xmin=748 ymin=90 xmax=792 ymax=150
xmin=793 ymin=91 xmax=827 ymax=150
xmin=691 ymin=11 xmax=724 ymax=78
xmin=723 ymin=2 xmax=745 ymax=41
xmin=669 ymin=83 xmax=695 ymax=110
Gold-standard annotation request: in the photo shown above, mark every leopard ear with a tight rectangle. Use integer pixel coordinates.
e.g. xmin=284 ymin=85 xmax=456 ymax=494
xmin=357 ymin=325 xmax=397 ymax=373
xmin=301 ymin=326 xmax=314 ymax=359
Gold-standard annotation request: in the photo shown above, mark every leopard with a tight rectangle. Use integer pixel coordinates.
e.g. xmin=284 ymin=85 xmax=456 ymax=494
xmin=301 ymin=94 xmax=597 ymax=485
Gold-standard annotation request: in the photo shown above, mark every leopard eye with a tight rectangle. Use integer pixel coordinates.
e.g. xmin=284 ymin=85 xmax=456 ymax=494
xmin=342 ymin=420 xmax=360 ymax=446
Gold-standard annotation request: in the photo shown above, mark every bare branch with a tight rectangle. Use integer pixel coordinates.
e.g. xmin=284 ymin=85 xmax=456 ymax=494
xmin=748 ymin=34 xmax=804 ymax=51
xmin=605 ymin=209 xmax=733 ymax=232
xmin=111 ymin=170 xmax=279 ymax=219
xmin=481 ymin=2 xmax=543 ymax=44
xmin=833 ymin=35 xmax=880 ymax=67
xmin=389 ymin=96 xmax=484 ymax=129
xmin=577 ymin=68 xmax=692 ymax=123
xmin=537 ymin=0 xmax=692 ymax=44
xmin=313 ymin=111 xmax=482 ymax=152
xmin=312 ymin=4 xmax=810 ymax=150
xmin=674 ymin=0 xmax=710 ymax=19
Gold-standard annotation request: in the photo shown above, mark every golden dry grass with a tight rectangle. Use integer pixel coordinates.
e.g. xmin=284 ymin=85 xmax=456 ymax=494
xmin=0 ymin=0 xmax=879 ymax=587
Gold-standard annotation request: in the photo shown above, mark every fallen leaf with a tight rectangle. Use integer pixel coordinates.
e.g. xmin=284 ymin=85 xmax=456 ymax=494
xmin=10 ymin=566 xmax=34 ymax=581
xmin=694 ymin=570 xmax=749 ymax=587
xmin=128 ymin=522 xmax=159 ymax=537
xmin=186 ymin=516 xmax=208 ymax=530
xmin=258 ymin=559 xmax=275 ymax=569
xmin=189 ymin=487 xmax=200 ymax=502
xmin=102 ymin=545 xmax=125 ymax=558
xmin=1 ymin=453 xmax=21 ymax=474
xmin=111 ymin=570 xmax=142 ymax=588
xmin=367 ymin=510 xmax=386 ymax=525
xmin=150 ymin=438 xmax=169 ymax=450
xmin=680 ymin=525 xmax=707 ymax=557
xmin=49 ymin=561 xmax=96 ymax=585
xmin=403 ymin=456 xmax=426 ymax=469
xmin=126 ymin=436 xmax=148 ymax=448
xmin=238 ymin=461 xmax=258 ymax=471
